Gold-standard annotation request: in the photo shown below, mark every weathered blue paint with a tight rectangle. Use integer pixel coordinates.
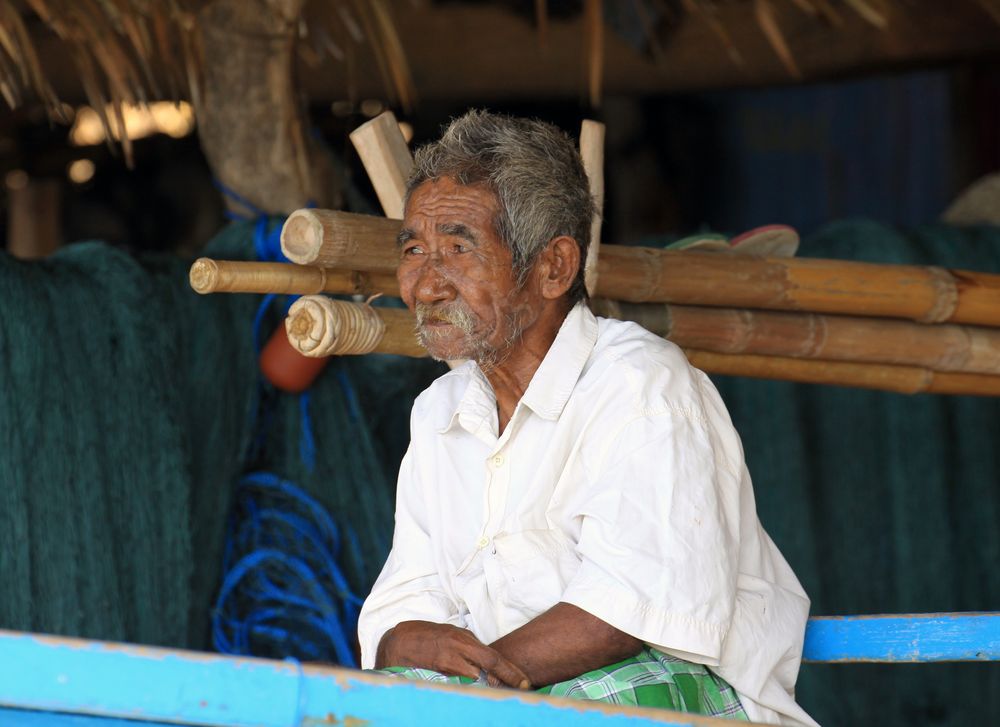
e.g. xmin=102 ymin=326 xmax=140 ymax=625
xmin=0 ymin=707 xmax=181 ymax=727
xmin=802 ymin=612 xmax=1000 ymax=662
xmin=0 ymin=630 xmax=750 ymax=727
xmin=4 ymin=614 xmax=996 ymax=726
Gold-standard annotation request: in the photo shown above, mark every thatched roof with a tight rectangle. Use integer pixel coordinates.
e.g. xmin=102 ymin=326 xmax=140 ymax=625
xmin=4 ymin=0 xmax=1000 ymax=115
xmin=2 ymin=0 xmax=998 ymax=178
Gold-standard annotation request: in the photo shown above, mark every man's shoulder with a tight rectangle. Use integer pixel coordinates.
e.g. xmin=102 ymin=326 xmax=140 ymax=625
xmin=584 ymin=315 xmax=704 ymax=403
xmin=409 ymin=360 xmax=479 ymax=428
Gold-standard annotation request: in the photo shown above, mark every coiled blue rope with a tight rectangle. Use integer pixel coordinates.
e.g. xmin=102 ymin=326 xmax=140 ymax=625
xmin=212 ymin=181 xmax=368 ymax=667
xmin=213 ymin=472 xmax=364 ymax=667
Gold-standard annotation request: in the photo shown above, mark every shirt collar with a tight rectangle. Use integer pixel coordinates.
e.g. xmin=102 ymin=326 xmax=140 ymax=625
xmin=438 ymin=302 xmax=598 ymax=435
xmin=438 ymin=362 xmax=496 ymax=436
xmin=520 ymin=301 xmax=598 ymax=421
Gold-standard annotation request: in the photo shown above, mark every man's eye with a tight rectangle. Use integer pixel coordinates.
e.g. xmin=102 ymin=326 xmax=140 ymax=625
xmin=402 ymin=244 xmax=424 ymax=256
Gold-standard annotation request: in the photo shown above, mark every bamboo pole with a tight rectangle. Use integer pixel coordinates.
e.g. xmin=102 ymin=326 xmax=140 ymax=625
xmin=284 ymin=295 xmax=424 ymax=358
xmin=684 ymin=350 xmax=1000 ymax=397
xmin=596 ymin=245 xmax=1000 ymax=326
xmin=280 ymin=209 xmax=401 ymax=270
xmin=277 ymin=209 xmax=1000 ymax=327
xmin=188 ymin=258 xmax=400 ymax=297
xmin=193 ymin=257 xmax=1000 ymax=377
xmin=595 ymin=300 xmax=1000 ymax=376
xmin=279 ymin=298 xmax=1000 ymax=396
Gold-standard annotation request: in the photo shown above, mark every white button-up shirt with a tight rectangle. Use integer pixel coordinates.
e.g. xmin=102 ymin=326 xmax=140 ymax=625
xmin=358 ymin=303 xmax=817 ymax=726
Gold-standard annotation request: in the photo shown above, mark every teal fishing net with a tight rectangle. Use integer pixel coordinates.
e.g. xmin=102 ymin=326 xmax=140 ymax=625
xmin=0 ymin=218 xmax=997 ymax=725
xmin=711 ymin=221 xmax=1000 ymax=727
xmin=0 ymin=220 xmax=441 ymax=651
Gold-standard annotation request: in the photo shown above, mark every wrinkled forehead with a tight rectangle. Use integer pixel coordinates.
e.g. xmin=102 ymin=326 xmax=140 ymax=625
xmin=403 ymin=177 xmax=502 ymax=229
xmin=407 ymin=175 xmax=497 ymax=205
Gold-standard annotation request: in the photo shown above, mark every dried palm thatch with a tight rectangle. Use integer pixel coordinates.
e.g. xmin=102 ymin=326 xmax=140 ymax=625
xmin=0 ymin=0 xmax=416 ymax=167
xmin=0 ymin=0 xmax=979 ymax=167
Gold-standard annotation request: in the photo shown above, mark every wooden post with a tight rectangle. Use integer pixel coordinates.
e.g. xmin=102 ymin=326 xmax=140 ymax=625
xmin=349 ymin=111 xmax=414 ymax=219
xmin=579 ymin=120 xmax=605 ymax=297
xmin=5 ymin=174 xmax=61 ymax=259
xmin=195 ymin=0 xmax=338 ymax=215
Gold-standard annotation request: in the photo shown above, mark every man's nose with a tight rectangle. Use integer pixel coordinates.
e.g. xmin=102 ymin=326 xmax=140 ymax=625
xmin=412 ymin=256 xmax=456 ymax=304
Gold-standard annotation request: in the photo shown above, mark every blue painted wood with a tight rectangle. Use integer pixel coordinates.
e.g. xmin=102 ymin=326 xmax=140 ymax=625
xmin=802 ymin=612 xmax=1000 ymax=662
xmin=3 ymin=614 xmax=996 ymax=727
xmin=0 ymin=630 xmax=743 ymax=727
xmin=0 ymin=707 xmax=180 ymax=727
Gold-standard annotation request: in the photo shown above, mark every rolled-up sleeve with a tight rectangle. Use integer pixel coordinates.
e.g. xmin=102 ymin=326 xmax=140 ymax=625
xmin=357 ymin=445 xmax=461 ymax=668
xmin=560 ymin=408 xmax=741 ymax=665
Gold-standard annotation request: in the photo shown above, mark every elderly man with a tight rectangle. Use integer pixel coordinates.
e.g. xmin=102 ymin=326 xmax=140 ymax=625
xmin=357 ymin=110 xmax=817 ymax=725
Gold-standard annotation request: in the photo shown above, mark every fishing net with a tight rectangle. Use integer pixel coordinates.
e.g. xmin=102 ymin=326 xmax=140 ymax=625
xmin=711 ymin=220 xmax=1000 ymax=727
xmin=0 ymin=220 xmax=441 ymax=652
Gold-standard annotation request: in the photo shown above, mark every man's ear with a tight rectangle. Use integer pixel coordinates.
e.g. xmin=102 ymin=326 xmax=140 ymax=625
xmin=536 ymin=235 xmax=581 ymax=300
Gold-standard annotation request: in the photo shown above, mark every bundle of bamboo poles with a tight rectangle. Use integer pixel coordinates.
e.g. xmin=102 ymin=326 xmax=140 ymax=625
xmin=189 ymin=210 xmax=1000 ymax=396
xmin=188 ymin=111 xmax=1000 ymax=396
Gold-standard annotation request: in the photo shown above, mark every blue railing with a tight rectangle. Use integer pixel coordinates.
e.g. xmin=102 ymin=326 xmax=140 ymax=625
xmin=1 ymin=613 xmax=997 ymax=727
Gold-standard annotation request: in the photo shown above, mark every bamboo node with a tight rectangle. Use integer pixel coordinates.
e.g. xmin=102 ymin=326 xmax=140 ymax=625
xmin=920 ymin=267 xmax=960 ymax=323
xmin=285 ymin=296 xmax=386 ymax=357
xmin=280 ymin=210 xmax=320 ymax=264
xmin=289 ymin=308 xmax=314 ymax=337
xmin=189 ymin=258 xmax=218 ymax=294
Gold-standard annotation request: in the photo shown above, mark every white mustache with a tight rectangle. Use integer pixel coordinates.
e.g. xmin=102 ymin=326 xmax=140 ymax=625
xmin=414 ymin=302 xmax=477 ymax=334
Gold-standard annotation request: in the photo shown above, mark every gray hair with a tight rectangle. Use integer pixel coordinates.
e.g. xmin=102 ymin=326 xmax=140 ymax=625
xmin=406 ymin=110 xmax=595 ymax=304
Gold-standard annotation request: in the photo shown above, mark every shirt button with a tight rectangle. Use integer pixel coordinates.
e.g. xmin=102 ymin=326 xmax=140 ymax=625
xmin=476 ymin=536 xmax=489 ymax=549
xmin=492 ymin=454 xmax=504 ymax=467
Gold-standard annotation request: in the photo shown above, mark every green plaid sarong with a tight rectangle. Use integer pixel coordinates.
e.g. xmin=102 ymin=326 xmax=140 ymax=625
xmin=375 ymin=647 xmax=748 ymax=720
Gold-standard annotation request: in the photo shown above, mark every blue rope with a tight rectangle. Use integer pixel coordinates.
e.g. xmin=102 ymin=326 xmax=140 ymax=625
xmin=215 ymin=178 xmax=355 ymax=667
xmin=298 ymin=393 xmax=317 ymax=473
xmin=213 ymin=473 xmax=364 ymax=668
xmin=254 ymin=215 xmax=290 ymax=263
xmin=214 ymin=178 xmax=268 ymax=221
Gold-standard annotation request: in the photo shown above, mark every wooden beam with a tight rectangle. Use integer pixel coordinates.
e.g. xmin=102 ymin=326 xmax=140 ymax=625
xmin=579 ymin=120 xmax=605 ymax=296
xmin=349 ymin=111 xmax=413 ymax=220
xmin=5 ymin=176 xmax=61 ymax=259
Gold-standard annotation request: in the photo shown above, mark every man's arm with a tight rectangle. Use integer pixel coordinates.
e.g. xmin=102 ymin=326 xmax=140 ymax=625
xmin=375 ymin=620 xmax=531 ymax=688
xmin=364 ymin=441 xmax=530 ymax=688
xmin=490 ymin=603 xmax=642 ymax=687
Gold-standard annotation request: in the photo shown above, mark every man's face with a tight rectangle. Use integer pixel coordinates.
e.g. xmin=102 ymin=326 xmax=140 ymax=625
xmin=397 ymin=177 xmax=540 ymax=367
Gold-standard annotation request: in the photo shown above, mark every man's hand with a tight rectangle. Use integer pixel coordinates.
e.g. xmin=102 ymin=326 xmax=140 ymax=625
xmin=375 ymin=620 xmax=531 ymax=689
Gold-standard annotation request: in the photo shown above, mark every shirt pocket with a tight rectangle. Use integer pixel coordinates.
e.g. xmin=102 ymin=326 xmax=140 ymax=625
xmin=491 ymin=529 xmax=582 ymax=624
